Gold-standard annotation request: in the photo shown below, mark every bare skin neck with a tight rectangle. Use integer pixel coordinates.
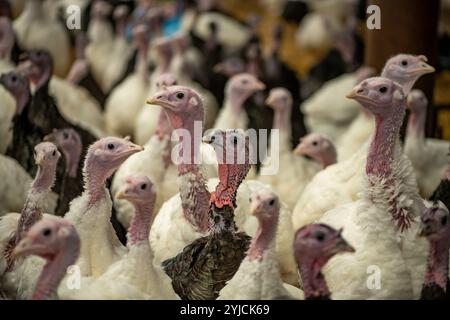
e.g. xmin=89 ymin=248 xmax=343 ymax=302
xmin=128 ymin=201 xmax=154 ymax=246
xmin=227 ymin=91 xmax=247 ymax=114
xmin=247 ymin=217 xmax=278 ymax=261
xmin=273 ymin=106 xmax=291 ymax=133
xmin=33 ymin=238 xmax=80 ymax=300
xmin=83 ymin=159 xmax=110 ymax=207
xmin=407 ymin=108 xmax=426 ymax=139
xmin=298 ymin=256 xmax=332 ymax=299
xmin=62 ymin=148 xmax=81 ymax=179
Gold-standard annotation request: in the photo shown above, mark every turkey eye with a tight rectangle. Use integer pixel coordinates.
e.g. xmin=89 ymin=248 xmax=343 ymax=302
xmin=210 ymin=135 xmax=216 ymax=142
xmin=141 ymin=183 xmax=147 ymax=190
xmin=52 ymin=150 xmax=56 ymax=156
xmin=176 ymin=92 xmax=184 ymax=99
xmin=241 ymin=79 xmax=249 ymax=85
xmin=269 ymin=199 xmax=275 ymax=206
xmin=249 ymin=197 xmax=252 ymax=203
xmin=63 ymin=132 xmax=69 ymax=139
xmin=232 ymin=136 xmax=238 ymax=145
xmin=42 ymin=228 xmax=52 ymax=237
xmin=441 ymin=216 xmax=448 ymax=226
xmin=401 ymin=60 xmax=408 ymax=66
xmin=379 ymin=87 xmax=387 ymax=93
xmin=11 ymin=75 xmax=17 ymax=82
xmin=315 ymin=231 xmax=325 ymax=241
xmin=312 ymin=141 xmax=318 ymax=146
xmin=107 ymin=143 xmax=115 ymax=150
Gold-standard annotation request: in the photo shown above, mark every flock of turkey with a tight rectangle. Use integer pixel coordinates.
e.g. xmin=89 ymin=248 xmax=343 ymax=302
xmin=0 ymin=0 xmax=448 ymax=301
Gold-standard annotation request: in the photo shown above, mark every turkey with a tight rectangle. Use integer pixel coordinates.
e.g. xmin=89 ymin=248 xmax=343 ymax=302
xmin=292 ymin=54 xmax=436 ymax=232
xmin=259 ymin=88 xmax=335 ymax=209
xmin=418 ymin=202 xmax=450 ymax=300
xmin=13 ymin=0 xmax=70 ymax=77
xmin=317 ymin=77 xmax=424 ymax=299
xmin=0 ymin=142 xmax=60 ymax=299
xmin=105 ymin=23 xmax=151 ymax=138
xmin=218 ymin=189 xmax=303 ymax=300
xmin=60 ymin=176 xmax=178 ymax=299
xmin=213 ymin=73 xmax=265 ymax=130
xmin=11 ymin=216 xmax=80 ymax=300
xmin=162 ymin=129 xmax=252 ymax=300
xmin=111 ymin=74 xmax=175 ymax=229
xmin=147 ymin=87 xmax=298 ymax=286
xmin=430 ymin=162 xmax=450 ymax=210
xmin=43 ymin=128 xmax=83 ymax=216
xmin=293 ymin=223 xmax=354 ymax=300
xmin=405 ymin=89 xmax=449 ymax=198
xmin=64 ymin=137 xmax=143 ymax=277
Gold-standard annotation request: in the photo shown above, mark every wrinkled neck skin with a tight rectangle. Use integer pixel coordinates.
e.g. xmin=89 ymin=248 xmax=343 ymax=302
xmin=423 ymin=237 xmax=450 ymax=291
xmin=211 ymin=162 xmax=249 ymax=209
xmin=314 ymin=151 xmax=337 ymax=169
xmin=173 ymin=113 xmax=210 ymax=233
xmin=17 ymin=163 xmax=57 ymax=239
xmin=82 ymin=158 xmax=110 ymax=207
xmin=366 ymin=105 xmax=405 ymax=178
xmin=298 ymin=255 xmax=332 ymax=300
xmin=272 ymin=106 xmax=291 ymax=133
xmin=247 ymin=217 xmax=278 ymax=261
xmin=128 ymin=201 xmax=154 ymax=246
xmin=33 ymin=238 xmax=80 ymax=300
xmin=407 ymin=109 xmax=426 ymax=139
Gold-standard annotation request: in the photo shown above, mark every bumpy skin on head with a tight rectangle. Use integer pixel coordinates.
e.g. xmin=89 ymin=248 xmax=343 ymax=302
xmin=294 ymin=224 xmax=354 ymax=300
xmin=381 ymin=54 xmax=435 ymax=95
xmin=83 ymin=137 xmax=144 ymax=205
xmin=419 ymin=202 xmax=450 ymax=300
xmin=294 ymin=133 xmax=337 ymax=168
xmin=225 ymin=73 xmax=266 ymax=105
xmin=18 ymin=50 xmax=53 ymax=90
xmin=12 ymin=216 xmax=80 ymax=300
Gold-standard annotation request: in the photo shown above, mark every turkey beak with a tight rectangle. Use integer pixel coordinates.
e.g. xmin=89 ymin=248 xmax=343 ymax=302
xmin=11 ymin=238 xmax=43 ymax=259
xmin=146 ymin=94 xmax=175 ymax=111
xmin=265 ymin=94 xmax=275 ymax=108
xmin=346 ymin=87 xmax=359 ymax=99
xmin=293 ymin=143 xmax=307 ymax=156
xmin=115 ymin=189 xmax=127 ymax=200
xmin=35 ymin=152 xmax=44 ymax=166
xmin=409 ymin=62 xmax=435 ymax=76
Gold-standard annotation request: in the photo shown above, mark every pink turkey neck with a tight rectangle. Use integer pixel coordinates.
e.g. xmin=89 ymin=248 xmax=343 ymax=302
xmin=128 ymin=200 xmax=155 ymax=246
xmin=407 ymin=107 xmax=426 ymax=139
xmin=15 ymin=88 xmax=31 ymax=116
xmin=228 ymin=91 xmax=248 ymax=114
xmin=17 ymin=163 xmax=58 ymax=241
xmin=83 ymin=155 xmax=115 ymax=206
xmin=317 ymin=150 xmax=337 ymax=169
xmin=298 ymin=255 xmax=332 ymax=299
xmin=247 ymin=216 xmax=278 ymax=261
xmin=423 ymin=237 xmax=450 ymax=291
xmin=172 ymin=110 xmax=210 ymax=233
xmin=33 ymin=234 xmax=80 ymax=300
xmin=365 ymin=98 xmax=410 ymax=230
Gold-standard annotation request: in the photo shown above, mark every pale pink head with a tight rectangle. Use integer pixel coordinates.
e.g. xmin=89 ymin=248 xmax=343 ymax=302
xmin=132 ymin=23 xmax=149 ymax=49
xmin=294 ymin=133 xmax=337 ymax=168
xmin=420 ymin=202 xmax=450 ymax=242
xmin=407 ymin=89 xmax=428 ymax=114
xmin=347 ymin=77 xmax=405 ymax=118
xmin=265 ymin=87 xmax=292 ymax=111
xmin=294 ymin=224 xmax=354 ymax=265
xmin=225 ymin=73 xmax=266 ymax=102
xmin=12 ymin=216 xmax=79 ymax=261
xmin=381 ymin=54 xmax=435 ymax=95
xmin=0 ymin=71 xmax=30 ymax=115
xmin=0 ymin=17 xmax=14 ymax=59
xmin=147 ymin=85 xmax=204 ymax=129
xmin=116 ymin=175 xmax=156 ymax=205
xmin=249 ymin=188 xmax=280 ymax=222
xmin=44 ymin=128 xmax=82 ymax=178
xmin=18 ymin=50 xmax=53 ymax=89
xmin=83 ymin=137 xmax=144 ymax=184
xmin=34 ymin=142 xmax=61 ymax=169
